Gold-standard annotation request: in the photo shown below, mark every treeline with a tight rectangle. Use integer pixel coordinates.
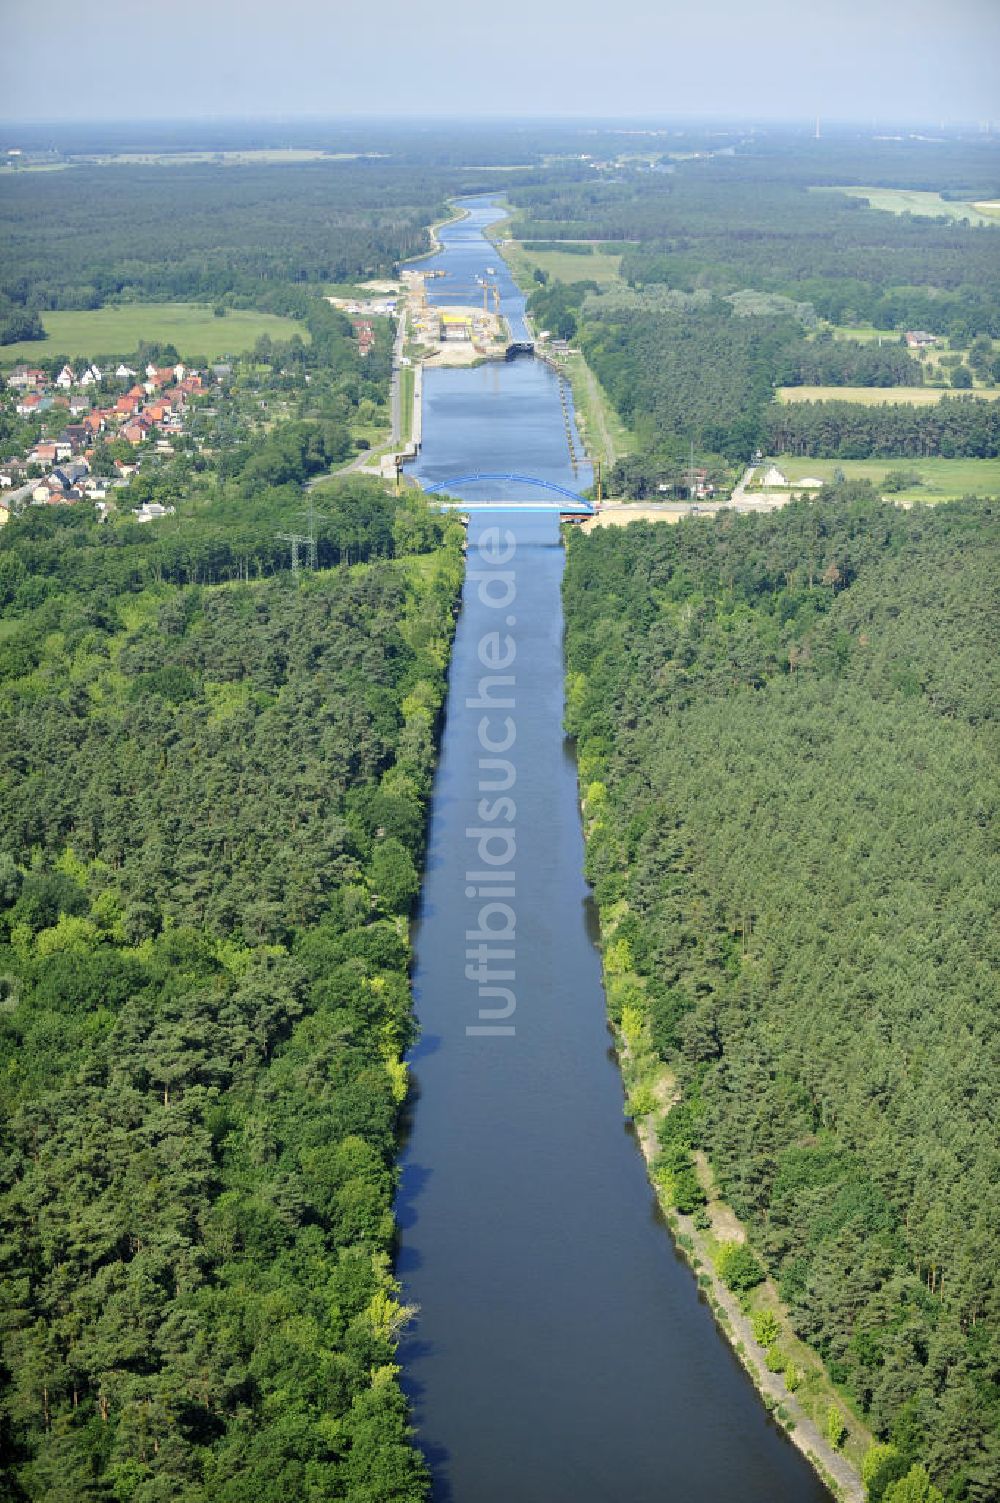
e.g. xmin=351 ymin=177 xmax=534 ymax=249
xmin=765 ymin=395 xmax=1000 ymax=458
xmin=0 ymin=486 xmax=465 ymax=1501
xmin=563 ymin=493 xmax=1000 ymax=1501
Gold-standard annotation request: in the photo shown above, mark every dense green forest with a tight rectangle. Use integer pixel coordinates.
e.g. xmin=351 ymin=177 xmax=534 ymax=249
xmin=563 ymin=493 xmax=999 ymax=1501
xmin=0 ymin=157 xmax=532 ymax=323
xmin=0 ymin=485 xmax=464 ymax=1501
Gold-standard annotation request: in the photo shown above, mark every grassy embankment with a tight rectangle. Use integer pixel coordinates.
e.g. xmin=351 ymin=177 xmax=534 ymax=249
xmin=398 ymin=364 xmax=415 ymax=446
xmin=586 ymin=879 xmax=868 ymax=1503
xmin=501 ymin=240 xmax=627 ymax=288
xmin=0 ymin=303 xmax=307 ymax=365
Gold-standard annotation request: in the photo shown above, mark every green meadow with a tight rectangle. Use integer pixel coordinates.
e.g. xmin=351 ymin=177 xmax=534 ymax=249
xmin=775 ymin=454 xmax=1000 ymax=503
xmin=0 ymin=303 xmax=308 ymax=365
xmin=813 ymin=185 xmax=1000 ymax=227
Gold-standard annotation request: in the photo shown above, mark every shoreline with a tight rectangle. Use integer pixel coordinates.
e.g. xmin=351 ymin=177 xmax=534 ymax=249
xmin=403 ymin=199 xmax=471 ymax=266
xmin=573 ymin=783 xmax=868 ymax=1503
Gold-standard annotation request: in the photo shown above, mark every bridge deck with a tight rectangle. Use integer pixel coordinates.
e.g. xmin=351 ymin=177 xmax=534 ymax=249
xmin=432 ymin=500 xmax=591 ymax=513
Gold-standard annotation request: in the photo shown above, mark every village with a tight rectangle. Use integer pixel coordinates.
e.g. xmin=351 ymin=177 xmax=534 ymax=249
xmin=0 ymin=357 xmax=213 ymax=525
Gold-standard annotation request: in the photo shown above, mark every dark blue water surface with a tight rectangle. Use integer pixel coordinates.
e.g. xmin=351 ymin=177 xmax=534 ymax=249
xmin=395 ymin=200 xmax=829 ymax=1503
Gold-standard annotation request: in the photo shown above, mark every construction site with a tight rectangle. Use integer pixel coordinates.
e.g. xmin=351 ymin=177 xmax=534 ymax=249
xmin=401 ymin=269 xmax=509 ymax=365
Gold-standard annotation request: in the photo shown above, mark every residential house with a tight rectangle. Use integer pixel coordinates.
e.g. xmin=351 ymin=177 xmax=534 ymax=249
xmin=116 ymin=363 xmax=137 ymax=379
xmin=7 ymin=365 xmax=48 ymax=392
xmin=15 ymin=393 xmax=44 ymax=417
xmin=55 ymin=365 xmax=76 ymax=390
xmin=905 ymin=330 xmax=938 ymax=349
xmin=133 ymin=501 xmax=176 ymax=522
xmin=144 ymin=367 xmax=174 ymax=393
xmin=0 ymin=461 xmax=26 ymax=489
xmin=121 ymin=418 xmax=151 ymax=446
xmin=78 ymin=363 xmax=102 ymax=387
xmin=33 ymin=476 xmax=65 ymax=503
xmin=52 ymin=461 xmax=90 ymax=488
xmin=80 ymin=475 xmax=121 ymax=500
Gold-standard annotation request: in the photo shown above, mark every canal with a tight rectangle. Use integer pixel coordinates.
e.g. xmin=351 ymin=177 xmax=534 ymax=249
xmin=395 ymin=197 xmax=829 ymax=1502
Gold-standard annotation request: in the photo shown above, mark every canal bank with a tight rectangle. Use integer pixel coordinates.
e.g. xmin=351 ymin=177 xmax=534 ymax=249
xmin=395 ymin=197 xmax=834 ymax=1502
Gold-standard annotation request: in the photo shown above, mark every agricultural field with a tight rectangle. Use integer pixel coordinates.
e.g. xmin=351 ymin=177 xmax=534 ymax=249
xmin=777 ymin=384 xmax=1000 ymax=405
xmin=504 ymin=240 xmax=625 ymax=288
xmin=775 ymin=454 xmax=1000 ymax=502
xmin=813 ymin=185 xmax=1000 ymax=226
xmin=0 ymin=303 xmax=308 ymax=364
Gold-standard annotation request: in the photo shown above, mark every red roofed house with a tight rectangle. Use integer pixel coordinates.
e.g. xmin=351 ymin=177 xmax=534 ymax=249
xmin=122 ymin=419 xmax=151 ymax=446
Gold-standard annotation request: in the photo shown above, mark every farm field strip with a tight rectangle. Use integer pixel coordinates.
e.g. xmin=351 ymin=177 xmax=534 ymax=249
xmin=777 ymin=384 xmax=1000 ymax=405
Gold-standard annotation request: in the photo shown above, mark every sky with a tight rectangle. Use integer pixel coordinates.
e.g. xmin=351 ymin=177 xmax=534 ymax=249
xmin=4 ymin=0 xmax=1000 ymax=125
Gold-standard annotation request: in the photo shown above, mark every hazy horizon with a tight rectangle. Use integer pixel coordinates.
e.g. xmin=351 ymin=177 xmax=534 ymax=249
xmin=5 ymin=0 xmax=999 ymax=127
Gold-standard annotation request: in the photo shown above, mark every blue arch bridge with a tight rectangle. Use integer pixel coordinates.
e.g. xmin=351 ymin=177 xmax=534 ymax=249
xmin=421 ymin=472 xmax=594 ymax=516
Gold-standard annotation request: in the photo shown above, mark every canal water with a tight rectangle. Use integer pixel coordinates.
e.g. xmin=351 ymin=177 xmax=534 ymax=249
xmin=395 ymin=198 xmax=829 ymax=1502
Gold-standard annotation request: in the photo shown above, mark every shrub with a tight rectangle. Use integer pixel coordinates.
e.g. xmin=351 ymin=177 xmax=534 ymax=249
xmin=765 ymin=1341 xmax=785 ymax=1372
xmin=825 ymin=1404 xmax=846 ymax=1450
xmin=717 ymin=1241 xmax=766 ymax=1293
xmin=752 ymin=1309 xmax=780 ymax=1348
